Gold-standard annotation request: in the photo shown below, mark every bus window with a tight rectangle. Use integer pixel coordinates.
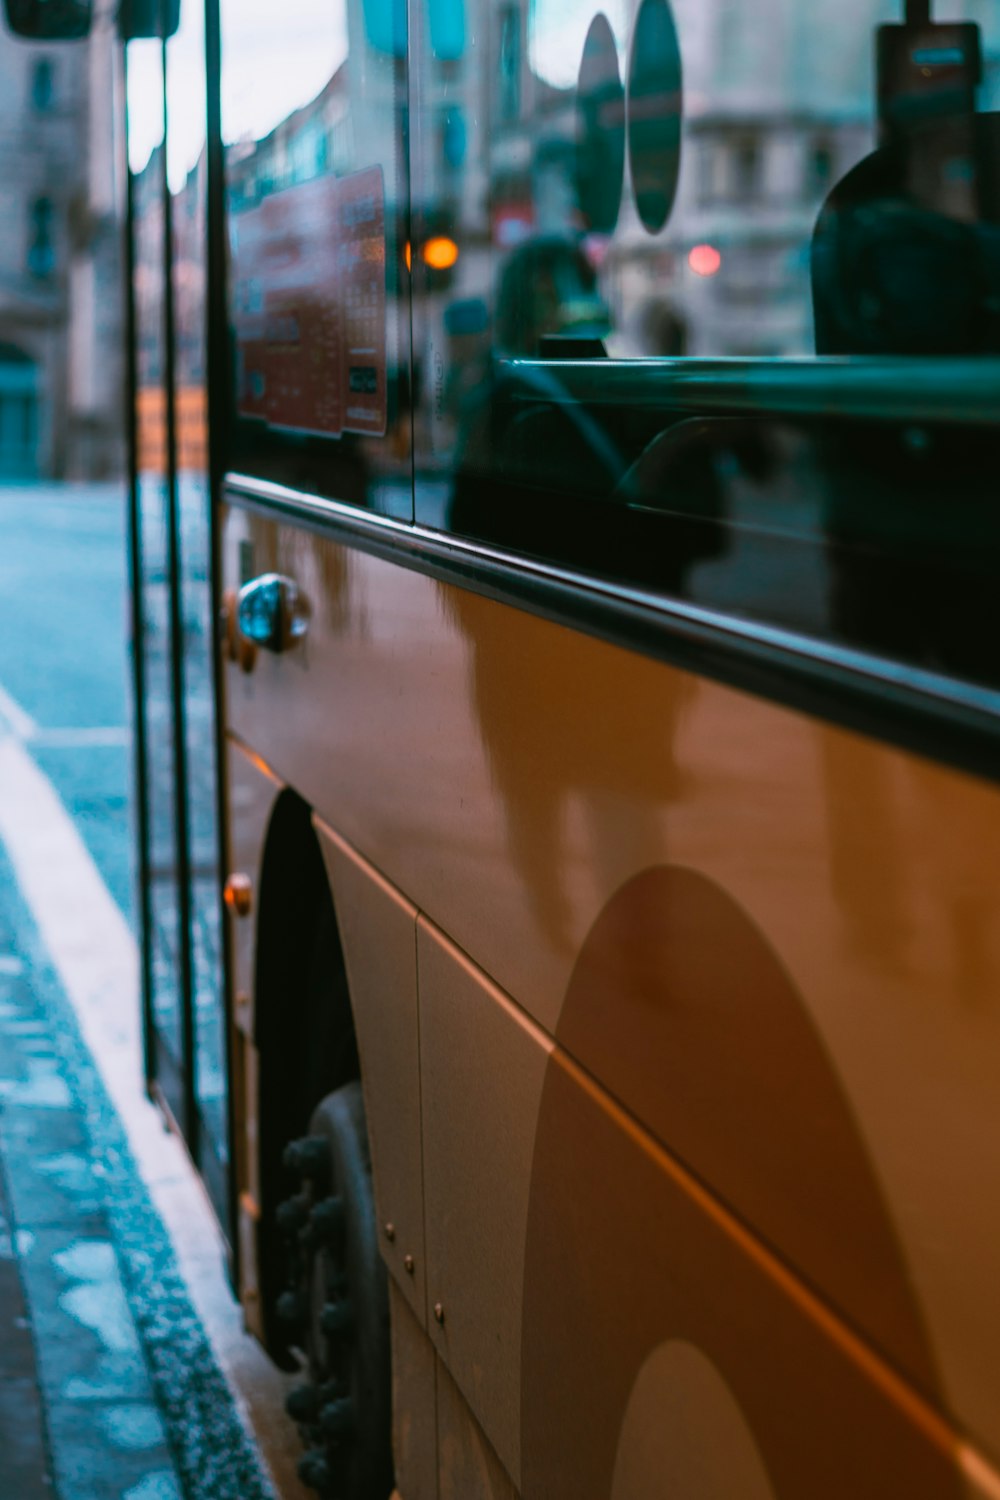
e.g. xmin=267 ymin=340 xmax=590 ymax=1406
xmin=411 ymin=0 xmax=1000 ymax=698
xmin=127 ymin=33 xmax=192 ymax=1143
xmin=220 ymin=0 xmax=412 ymax=518
xmin=166 ymin=0 xmax=228 ymax=1221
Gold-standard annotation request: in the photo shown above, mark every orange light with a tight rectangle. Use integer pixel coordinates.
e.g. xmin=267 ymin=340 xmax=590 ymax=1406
xmin=404 ymin=241 xmax=412 ymax=271
xmin=688 ymin=243 xmax=722 ymax=277
xmin=422 ymin=235 xmax=460 ymax=271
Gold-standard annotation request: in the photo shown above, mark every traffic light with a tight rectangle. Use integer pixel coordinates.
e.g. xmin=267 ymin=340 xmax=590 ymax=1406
xmin=417 ymin=210 xmax=460 ymax=294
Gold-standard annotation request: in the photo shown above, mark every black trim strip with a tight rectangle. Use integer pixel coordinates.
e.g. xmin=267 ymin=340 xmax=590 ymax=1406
xmin=504 ymin=355 xmax=1000 ymax=426
xmin=223 ymin=474 xmax=1000 ymax=786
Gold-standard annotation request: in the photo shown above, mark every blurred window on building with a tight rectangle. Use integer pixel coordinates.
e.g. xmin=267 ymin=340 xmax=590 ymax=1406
xmin=0 ymin=345 xmax=39 ymax=478
xmin=31 ymin=56 xmax=55 ymax=111
xmin=731 ymin=135 xmax=761 ymax=201
xmin=698 ymin=140 xmax=721 ymax=205
xmin=719 ymin=243 xmax=799 ymax=305
xmin=809 ymin=140 xmax=834 ymax=196
xmin=27 ymin=196 xmax=55 ymax=279
xmin=497 ymin=4 xmax=520 ymax=123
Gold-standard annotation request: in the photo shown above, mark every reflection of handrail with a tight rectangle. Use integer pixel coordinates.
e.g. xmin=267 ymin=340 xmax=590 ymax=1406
xmin=502 ymin=357 xmax=1000 ymax=425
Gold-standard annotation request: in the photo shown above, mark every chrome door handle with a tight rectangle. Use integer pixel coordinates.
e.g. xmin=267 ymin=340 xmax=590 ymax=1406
xmin=237 ymin=573 xmax=311 ymax=653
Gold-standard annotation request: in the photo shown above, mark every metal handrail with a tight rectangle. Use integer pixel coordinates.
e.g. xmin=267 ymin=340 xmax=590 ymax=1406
xmin=502 ymin=356 xmax=1000 ymax=426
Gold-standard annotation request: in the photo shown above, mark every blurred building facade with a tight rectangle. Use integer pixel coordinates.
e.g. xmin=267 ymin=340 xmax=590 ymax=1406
xmin=0 ymin=22 xmax=123 ymax=479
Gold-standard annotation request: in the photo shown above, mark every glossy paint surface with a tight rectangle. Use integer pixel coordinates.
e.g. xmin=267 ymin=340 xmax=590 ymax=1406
xmin=223 ymin=500 xmax=1000 ymax=1493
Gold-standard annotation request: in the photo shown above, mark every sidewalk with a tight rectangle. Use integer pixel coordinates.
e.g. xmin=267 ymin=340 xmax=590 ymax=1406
xmin=0 ymin=840 xmax=273 ymax=1500
xmin=0 ymin=1136 xmax=50 ymax=1498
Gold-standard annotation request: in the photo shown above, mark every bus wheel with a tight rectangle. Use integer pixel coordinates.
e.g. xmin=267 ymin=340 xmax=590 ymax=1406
xmin=277 ymin=1080 xmax=394 ymax=1500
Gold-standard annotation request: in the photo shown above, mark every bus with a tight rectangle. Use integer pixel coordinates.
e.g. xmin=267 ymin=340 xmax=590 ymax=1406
xmin=9 ymin=0 xmax=1000 ymax=1494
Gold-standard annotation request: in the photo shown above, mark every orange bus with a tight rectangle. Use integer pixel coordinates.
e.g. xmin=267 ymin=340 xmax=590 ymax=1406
xmin=14 ymin=0 xmax=1000 ymax=1493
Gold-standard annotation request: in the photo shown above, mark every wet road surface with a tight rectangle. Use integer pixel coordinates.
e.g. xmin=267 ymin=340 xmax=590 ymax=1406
xmin=0 ymin=481 xmax=284 ymax=1499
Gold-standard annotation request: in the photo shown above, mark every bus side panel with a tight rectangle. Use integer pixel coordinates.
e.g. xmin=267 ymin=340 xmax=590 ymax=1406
xmin=417 ymin=917 xmax=553 ymax=1489
xmin=519 ymin=1048 xmax=968 ymax=1500
xmin=412 ymin=901 xmax=978 ymax=1500
xmin=222 ymin=500 xmax=1000 ymax=1467
xmin=388 ymin=1281 xmax=439 ymax=1500
xmin=315 ymin=817 xmax=427 ymax=1327
xmin=227 ymin=740 xmax=283 ymax=1037
xmin=437 ymin=1356 xmax=518 ymax=1500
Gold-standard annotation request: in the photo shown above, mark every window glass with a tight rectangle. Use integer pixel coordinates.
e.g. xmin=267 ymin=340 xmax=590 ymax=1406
xmin=167 ymin=0 xmax=228 ymax=1216
xmin=31 ymin=57 xmax=55 ymax=111
xmin=411 ymin=0 xmax=1000 ymax=696
xmin=127 ymin=37 xmax=188 ymax=1128
xmin=27 ymin=196 xmax=55 ymax=278
xmin=220 ymin=0 xmax=412 ymax=516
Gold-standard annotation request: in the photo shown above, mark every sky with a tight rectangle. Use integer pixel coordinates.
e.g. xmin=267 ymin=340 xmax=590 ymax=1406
xmin=126 ymin=0 xmax=346 ymax=188
xmin=124 ymin=0 xmax=1000 ymax=186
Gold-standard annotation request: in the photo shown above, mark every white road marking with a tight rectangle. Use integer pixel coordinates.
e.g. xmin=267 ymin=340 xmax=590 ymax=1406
xmin=0 ymin=677 xmax=127 ymax=750
xmin=0 ymin=734 xmax=142 ymax=1094
xmin=0 ymin=681 xmax=38 ymax=741
xmin=33 ymin=727 xmax=130 ymax=749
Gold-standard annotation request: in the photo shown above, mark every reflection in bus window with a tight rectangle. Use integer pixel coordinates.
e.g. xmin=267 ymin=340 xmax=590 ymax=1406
xmin=168 ymin=0 xmax=229 ymax=1212
xmin=408 ymin=0 xmax=1000 ymax=698
xmin=219 ymin=0 xmax=411 ymax=514
xmin=127 ymin=36 xmax=187 ymax=1132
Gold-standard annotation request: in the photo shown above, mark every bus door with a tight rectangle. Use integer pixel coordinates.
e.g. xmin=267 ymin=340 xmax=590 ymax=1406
xmin=125 ymin=0 xmax=229 ymax=1227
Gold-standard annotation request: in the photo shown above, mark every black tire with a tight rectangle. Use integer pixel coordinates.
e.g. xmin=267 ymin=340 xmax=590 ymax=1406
xmin=283 ymin=1081 xmax=394 ymax=1500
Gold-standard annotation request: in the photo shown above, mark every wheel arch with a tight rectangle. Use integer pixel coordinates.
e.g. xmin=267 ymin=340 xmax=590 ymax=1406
xmin=253 ymin=788 xmax=361 ymax=1365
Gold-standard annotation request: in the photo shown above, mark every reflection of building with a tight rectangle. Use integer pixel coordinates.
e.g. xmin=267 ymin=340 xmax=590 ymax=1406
xmin=409 ymin=0 xmax=996 ymax=358
xmin=614 ymin=0 xmax=880 ymax=355
xmin=171 ymin=145 xmax=208 ymax=473
xmin=132 ymin=141 xmax=167 ymax=474
xmin=226 ymin=67 xmax=352 ymax=212
xmin=478 ymin=0 xmax=895 ymax=357
xmin=223 ymin=17 xmax=405 ymax=452
xmin=0 ymin=23 xmax=123 ymax=478
xmin=217 ymin=0 xmax=999 ymax=374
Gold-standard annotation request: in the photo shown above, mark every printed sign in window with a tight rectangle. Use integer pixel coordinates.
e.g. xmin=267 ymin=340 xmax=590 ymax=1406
xmin=231 ymin=165 xmax=386 ymax=439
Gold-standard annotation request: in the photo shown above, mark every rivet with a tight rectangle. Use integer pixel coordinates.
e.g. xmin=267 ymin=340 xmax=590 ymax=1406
xmin=384 ymin=1222 xmax=396 ymax=1243
xmin=403 ymin=1254 xmax=415 ymax=1275
xmin=433 ymin=1302 xmax=445 ymax=1326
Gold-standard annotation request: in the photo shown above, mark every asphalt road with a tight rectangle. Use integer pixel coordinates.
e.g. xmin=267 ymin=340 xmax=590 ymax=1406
xmin=0 ymin=481 xmax=134 ymax=922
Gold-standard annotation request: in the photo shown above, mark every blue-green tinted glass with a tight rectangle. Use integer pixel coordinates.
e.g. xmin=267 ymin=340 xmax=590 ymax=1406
xmin=410 ymin=0 xmax=1000 ymax=697
xmin=219 ymin=0 xmax=412 ymax=518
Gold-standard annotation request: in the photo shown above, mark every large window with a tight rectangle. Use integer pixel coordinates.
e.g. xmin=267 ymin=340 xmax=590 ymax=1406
xmin=407 ymin=0 xmax=1000 ymax=698
xmin=219 ymin=0 xmax=413 ymax=517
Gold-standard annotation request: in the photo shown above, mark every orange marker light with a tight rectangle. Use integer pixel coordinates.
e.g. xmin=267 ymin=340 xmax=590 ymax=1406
xmin=688 ymin=243 xmax=722 ymax=277
xmin=404 ymin=241 xmax=412 ymax=271
xmin=422 ymin=235 xmax=460 ymax=270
